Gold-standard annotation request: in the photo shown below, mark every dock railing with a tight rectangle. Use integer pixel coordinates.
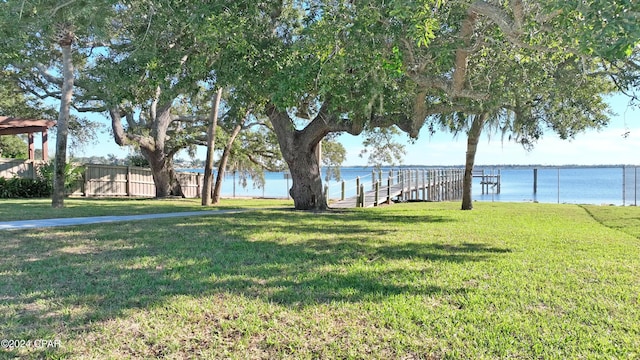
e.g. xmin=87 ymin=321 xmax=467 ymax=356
xmin=330 ymin=168 xmax=465 ymax=208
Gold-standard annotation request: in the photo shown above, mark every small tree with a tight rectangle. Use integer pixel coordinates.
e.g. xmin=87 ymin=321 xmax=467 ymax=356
xmin=0 ymin=135 xmax=28 ymax=159
xmin=0 ymin=0 xmax=114 ymax=208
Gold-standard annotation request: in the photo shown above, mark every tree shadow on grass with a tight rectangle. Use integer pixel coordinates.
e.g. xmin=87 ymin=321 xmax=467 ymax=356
xmin=0 ymin=209 xmax=511 ymax=357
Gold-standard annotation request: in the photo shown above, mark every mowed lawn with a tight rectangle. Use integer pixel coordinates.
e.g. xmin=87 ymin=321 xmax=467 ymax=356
xmin=0 ymin=200 xmax=638 ymax=359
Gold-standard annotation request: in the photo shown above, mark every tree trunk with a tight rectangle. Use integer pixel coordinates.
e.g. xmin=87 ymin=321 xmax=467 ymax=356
xmin=142 ymin=147 xmax=184 ymax=198
xmin=461 ymin=113 xmax=487 ymax=210
xmin=267 ymin=105 xmax=327 ymax=210
xmin=285 ymin=141 xmax=326 ymax=210
xmin=52 ymin=39 xmax=74 ymax=208
xmin=202 ymin=88 xmax=222 ymax=205
xmin=212 ymin=122 xmax=243 ymax=204
xmin=109 ymin=105 xmax=184 ymax=198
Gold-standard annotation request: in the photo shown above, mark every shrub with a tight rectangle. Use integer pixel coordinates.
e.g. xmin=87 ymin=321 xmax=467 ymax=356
xmin=0 ymin=177 xmax=52 ymax=198
xmin=37 ymin=161 xmax=85 ymax=192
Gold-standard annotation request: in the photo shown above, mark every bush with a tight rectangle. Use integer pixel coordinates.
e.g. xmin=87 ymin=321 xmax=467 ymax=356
xmin=0 ymin=177 xmax=52 ymax=198
xmin=37 ymin=161 xmax=85 ymax=192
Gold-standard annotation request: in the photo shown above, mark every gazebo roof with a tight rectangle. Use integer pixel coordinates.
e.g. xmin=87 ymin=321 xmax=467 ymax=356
xmin=0 ymin=116 xmax=56 ymax=135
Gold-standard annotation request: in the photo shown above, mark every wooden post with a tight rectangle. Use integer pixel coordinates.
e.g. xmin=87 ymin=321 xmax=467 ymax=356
xmin=441 ymin=170 xmax=445 ymax=201
xmin=414 ymin=170 xmax=419 ymax=200
xmin=126 ymin=165 xmax=132 ymax=197
xmin=407 ymin=170 xmax=412 ymax=200
xmin=481 ymin=169 xmax=486 ymax=195
xmin=389 ymin=170 xmax=394 ymax=186
xmin=497 ymin=169 xmax=501 ymax=194
xmin=83 ymin=166 xmax=89 ymax=196
xmin=454 ymin=169 xmax=459 ymax=199
xmin=324 ymin=184 xmax=329 ymax=206
xmin=434 ymin=170 xmax=438 ymax=201
xmin=444 ymin=169 xmax=449 ymax=200
xmin=427 ymin=170 xmax=432 ymax=201
xmin=341 ymin=180 xmax=345 ymax=201
xmin=42 ymin=129 xmax=49 ymax=161
xmin=422 ymin=169 xmax=426 ymax=200
xmin=356 ymin=176 xmax=360 ymax=202
xmin=533 ymin=168 xmax=538 ymax=194
xmin=196 ymin=173 xmax=202 ymax=199
xmin=450 ymin=169 xmax=455 ymax=200
xmin=387 ymin=176 xmax=391 ymax=204
xmin=445 ymin=169 xmax=450 ymax=200
xmin=374 ymin=181 xmax=379 ymax=206
xmin=400 ymin=171 xmax=404 ymax=200
xmin=359 ymin=184 xmax=365 ymax=207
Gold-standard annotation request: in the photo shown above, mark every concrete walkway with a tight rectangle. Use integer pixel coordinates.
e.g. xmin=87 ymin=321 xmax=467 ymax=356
xmin=0 ymin=209 xmax=250 ymax=231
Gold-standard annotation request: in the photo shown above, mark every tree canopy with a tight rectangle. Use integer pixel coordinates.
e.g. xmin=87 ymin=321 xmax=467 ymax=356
xmin=1 ymin=0 xmax=637 ymax=209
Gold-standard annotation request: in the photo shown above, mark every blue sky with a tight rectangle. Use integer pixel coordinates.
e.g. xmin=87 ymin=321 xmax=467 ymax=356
xmin=67 ymin=93 xmax=639 ymax=166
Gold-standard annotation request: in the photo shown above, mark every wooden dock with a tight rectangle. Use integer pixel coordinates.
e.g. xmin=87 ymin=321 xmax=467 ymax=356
xmin=472 ymin=169 xmax=501 ymax=194
xmin=330 ymin=169 xmax=464 ymax=208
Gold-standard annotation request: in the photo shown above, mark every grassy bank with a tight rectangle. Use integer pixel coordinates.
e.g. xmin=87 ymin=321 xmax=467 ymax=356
xmin=0 ymin=201 xmax=638 ymax=359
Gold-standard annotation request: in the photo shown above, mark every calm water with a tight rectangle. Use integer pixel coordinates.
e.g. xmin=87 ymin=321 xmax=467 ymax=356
xmin=181 ymin=166 xmax=640 ymax=206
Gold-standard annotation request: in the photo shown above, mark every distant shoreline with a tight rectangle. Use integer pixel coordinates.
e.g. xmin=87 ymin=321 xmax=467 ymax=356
xmin=348 ymin=164 xmax=639 ymax=169
xmin=177 ymin=164 xmax=639 ymax=172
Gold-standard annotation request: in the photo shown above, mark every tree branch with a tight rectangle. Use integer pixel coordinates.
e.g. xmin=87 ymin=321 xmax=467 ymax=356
xmin=452 ymin=9 xmax=478 ymax=94
xmin=35 ymin=64 xmax=63 ymax=85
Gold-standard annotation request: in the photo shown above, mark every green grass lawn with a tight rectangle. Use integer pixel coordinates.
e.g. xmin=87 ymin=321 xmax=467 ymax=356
xmin=0 ymin=201 xmax=638 ymax=359
xmin=0 ymin=198 xmax=293 ymax=221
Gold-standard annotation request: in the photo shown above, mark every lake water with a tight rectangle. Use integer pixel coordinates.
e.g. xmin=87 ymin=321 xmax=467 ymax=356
xmin=181 ymin=166 xmax=640 ymax=206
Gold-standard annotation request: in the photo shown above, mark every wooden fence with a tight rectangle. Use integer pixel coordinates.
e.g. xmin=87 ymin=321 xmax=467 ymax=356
xmin=78 ymin=164 xmax=203 ymax=198
xmin=1 ymin=160 xmax=204 ymax=198
xmin=0 ymin=159 xmax=43 ymax=179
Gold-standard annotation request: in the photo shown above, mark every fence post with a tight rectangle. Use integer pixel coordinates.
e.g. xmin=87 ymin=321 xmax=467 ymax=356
xmin=196 ymin=173 xmax=202 ymax=199
xmin=374 ymin=181 xmax=379 ymax=206
xmin=341 ymin=180 xmax=345 ymax=201
xmin=387 ymin=176 xmax=391 ymax=204
xmin=416 ymin=169 xmax=420 ymax=200
xmin=356 ymin=176 xmax=360 ymax=202
xmin=400 ymin=171 xmax=405 ymax=200
xmin=126 ymin=165 xmax=132 ymax=197
xmin=449 ymin=169 xmax=454 ymax=200
xmin=389 ymin=170 xmax=394 ymax=186
xmin=360 ymin=183 xmax=365 ymax=207
xmin=82 ymin=166 xmax=89 ymax=197
xmin=421 ymin=169 xmax=426 ymax=200
xmin=407 ymin=170 xmax=412 ymax=200
xmin=441 ymin=169 xmax=445 ymax=201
